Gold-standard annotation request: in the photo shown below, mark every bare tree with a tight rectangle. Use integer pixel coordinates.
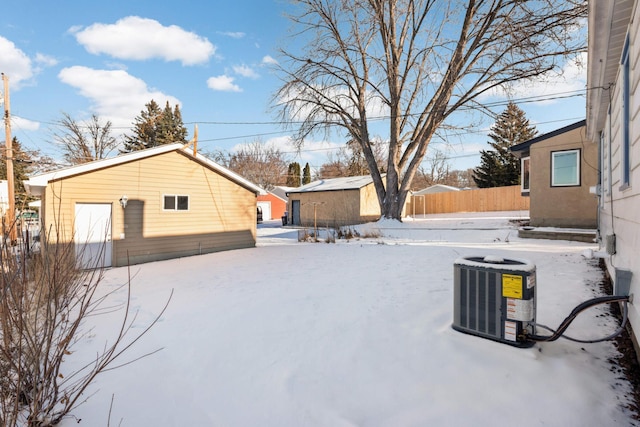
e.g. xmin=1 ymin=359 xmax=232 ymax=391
xmin=274 ymin=0 xmax=586 ymax=220
xmin=209 ymin=139 xmax=290 ymax=190
xmin=448 ymin=168 xmax=475 ymax=188
xmin=53 ymin=113 xmax=119 ymax=165
xmin=319 ymin=136 xmax=387 ymax=178
xmin=414 ymin=149 xmax=451 ymax=190
xmin=318 ymin=148 xmax=350 ymax=179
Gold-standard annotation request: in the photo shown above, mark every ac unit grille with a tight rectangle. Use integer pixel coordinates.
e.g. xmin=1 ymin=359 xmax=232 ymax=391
xmin=457 ymin=267 xmax=501 ymax=339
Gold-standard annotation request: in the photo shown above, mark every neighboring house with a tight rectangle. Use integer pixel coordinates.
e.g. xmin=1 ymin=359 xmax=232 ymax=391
xmin=409 ymin=184 xmax=460 ymax=215
xmin=586 ymin=1 xmax=640 ymax=338
xmin=257 ymin=191 xmax=287 ymax=221
xmin=286 ymin=175 xmax=386 ymax=227
xmin=23 ymin=143 xmax=262 ymax=268
xmin=510 ymin=120 xmax=598 ymax=228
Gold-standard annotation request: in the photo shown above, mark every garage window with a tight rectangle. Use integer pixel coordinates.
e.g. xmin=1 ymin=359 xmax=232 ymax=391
xmin=164 ymin=195 xmax=189 ymax=211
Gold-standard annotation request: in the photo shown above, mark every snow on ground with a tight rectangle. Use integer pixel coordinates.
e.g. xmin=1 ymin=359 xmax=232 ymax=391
xmin=60 ymin=211 xmax=638 ymax=426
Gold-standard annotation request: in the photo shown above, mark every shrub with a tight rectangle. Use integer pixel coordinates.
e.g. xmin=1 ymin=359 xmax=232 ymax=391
xmin=0 ymin=226 xmax=170 ymax=426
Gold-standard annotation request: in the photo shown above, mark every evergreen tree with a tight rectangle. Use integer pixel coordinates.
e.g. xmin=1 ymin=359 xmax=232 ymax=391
xmin=473 ymin=102 xmax=537 ymax=188
xmin=302 ymin=163 xmax=311 ymax=184
xmin=286 ymin=162 xmax=301 ymax=187
xmin=0 ymin=138 xmax=43 ymax=207
xmin=158 ymin=102 xmax=188 ymax=144
xmin=122 ymin=100 xmax=188 ymax=152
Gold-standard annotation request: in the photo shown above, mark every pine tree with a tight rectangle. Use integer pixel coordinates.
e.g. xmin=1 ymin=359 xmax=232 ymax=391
xmin=122 ymin=100 xmax=188 ymax=152
xmin=0 ymin=138 xmax=39 ymax=207
xmin=286 ymin=162 xmax=301 ymax=187
xmin=473 ymin=102 xmax=537 ymax=188
xmin=158 ymin=102 xmax=188 ymax=145
xmin=302 ymin=163 xmax=311 ymax=184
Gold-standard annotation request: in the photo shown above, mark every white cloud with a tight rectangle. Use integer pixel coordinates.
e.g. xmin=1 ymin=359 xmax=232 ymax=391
xmin=58 ymin=66 xmax=181 ymax=132
xmin=11 ymin=115 xmax=40 ymax=132
xmin=34 ymin=53 xmax=58 ymax=67
xmin=207 ymin=75 xmax=242 ymax=92
xmin=260 ymin=135 xmax=343 ymax=166
xmin=218 ymin=31 xmax=245 ymax=39
xmin=233 ymin=64 xmax=259 ymax=79
xmin=478 ymin=53 xmax=587 ymax=104
xmin=262 ymin=55 xmax=278 ymax=66
xmin=72 ymin=16 xmax=216 ymax=66
xmin=0 ymin=36 xmax=34 ymax=89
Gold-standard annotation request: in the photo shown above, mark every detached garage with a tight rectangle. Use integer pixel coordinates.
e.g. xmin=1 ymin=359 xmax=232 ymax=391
xmin=286 ymin=175 xmax=384 ymax=227
xmin=24 ymin=143 xmax=262 ymax=267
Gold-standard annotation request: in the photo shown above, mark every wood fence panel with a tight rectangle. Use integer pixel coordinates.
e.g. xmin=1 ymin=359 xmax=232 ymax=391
xmin=408 ymin=185 xmax=529 ymax=215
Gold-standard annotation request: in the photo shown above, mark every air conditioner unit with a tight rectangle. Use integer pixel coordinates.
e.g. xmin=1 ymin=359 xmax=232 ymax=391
xmin=453 ymin=256 xmax=536 ymax=347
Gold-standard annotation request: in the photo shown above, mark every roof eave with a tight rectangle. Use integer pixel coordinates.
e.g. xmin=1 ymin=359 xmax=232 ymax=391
xmin=586 ymin=0 xmax=634 ymax=141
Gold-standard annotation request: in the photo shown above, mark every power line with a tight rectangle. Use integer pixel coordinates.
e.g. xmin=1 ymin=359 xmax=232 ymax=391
xmin=14 ymin=88 xmax=586 ymax=132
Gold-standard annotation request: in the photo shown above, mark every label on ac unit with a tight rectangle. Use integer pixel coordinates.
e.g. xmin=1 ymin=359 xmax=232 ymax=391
xmin=527 ymin=273 xmax=536 ymax=289
xmin=506 ymin=298 xmax=534 ymax=321
xmin=502 ymin=274 xmax=523 ymax=298
xmin=504 ymin=321 xmax=517 ymax=341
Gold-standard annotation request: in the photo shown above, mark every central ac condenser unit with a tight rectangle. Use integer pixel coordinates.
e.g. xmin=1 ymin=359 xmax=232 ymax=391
xmin=453 ymin=256 xmax=536 ymax=347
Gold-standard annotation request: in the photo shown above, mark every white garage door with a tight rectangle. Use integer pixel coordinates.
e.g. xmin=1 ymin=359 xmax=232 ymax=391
xmin=257 ymin=201 xmax=272 ymax=221
xmin=75 ymin=203 xmax=112 ymax=269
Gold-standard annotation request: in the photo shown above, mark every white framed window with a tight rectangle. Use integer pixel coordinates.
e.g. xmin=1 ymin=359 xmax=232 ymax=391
xmin=163 ymin=195 xmax=189 ymax=211
xmin=551 ymin=149 xmax=580 ymax=187
xmin=521 ymin=157 xmax=530 ymax=193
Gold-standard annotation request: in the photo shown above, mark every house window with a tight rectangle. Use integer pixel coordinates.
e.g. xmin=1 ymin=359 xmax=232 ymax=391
xmin=163 ymin=195 xmax=189 ymax=211
xmin=551 ymin=149 xmax=580 ymax=187
xmin=621 ymin=34 xmax=631 ymax=189
xmin=521 ymin=157 xmax=530 ymax=193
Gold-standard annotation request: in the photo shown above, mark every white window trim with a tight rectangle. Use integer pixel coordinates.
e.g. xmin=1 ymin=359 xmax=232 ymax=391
xmin=551 ymin=149 xmax=580 ymax=187
xmin=621 ymin=33 xmax=631 ymax=189
xmin=521 ymin=157 xmax=530 ymax=193
xmin=163 ymin=194 xmax=190 ymax=211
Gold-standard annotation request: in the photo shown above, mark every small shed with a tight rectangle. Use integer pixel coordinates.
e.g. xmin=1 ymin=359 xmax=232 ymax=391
xmin=286 ymin=175 xmax=382 ymax=227
xmin=510 ymin=120 xmax=597 ymax=228
xmin=23 ymin=143 xmax=262 ymax=267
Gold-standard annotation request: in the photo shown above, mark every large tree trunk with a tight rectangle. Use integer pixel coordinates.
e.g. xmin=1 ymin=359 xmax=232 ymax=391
xmin=379 ymin=169 xmax=409 ymax=221
xmin=275 ymin=0 xmax=587 ymax=224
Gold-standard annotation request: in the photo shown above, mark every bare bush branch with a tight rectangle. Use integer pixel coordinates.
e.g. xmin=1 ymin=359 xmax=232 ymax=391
xmin=0 ymin=224 xmax=171 ymax=426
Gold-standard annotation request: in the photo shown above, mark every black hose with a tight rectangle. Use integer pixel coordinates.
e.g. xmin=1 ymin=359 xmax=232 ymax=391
xmin=527 ymin=295 xmax=630 ymax=342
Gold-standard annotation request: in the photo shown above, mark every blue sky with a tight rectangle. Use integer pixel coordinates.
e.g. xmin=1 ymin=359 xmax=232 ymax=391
xmin=1 ymin=0 xmax=587 ymax=174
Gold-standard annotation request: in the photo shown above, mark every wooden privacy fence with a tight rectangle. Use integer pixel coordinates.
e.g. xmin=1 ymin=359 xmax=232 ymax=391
xmin=408 ymin=185 xmax=529 ymax=215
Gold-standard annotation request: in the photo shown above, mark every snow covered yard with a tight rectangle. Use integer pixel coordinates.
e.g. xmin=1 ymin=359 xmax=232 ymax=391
xmin=60 ymin=212 xmax=638 ymax=426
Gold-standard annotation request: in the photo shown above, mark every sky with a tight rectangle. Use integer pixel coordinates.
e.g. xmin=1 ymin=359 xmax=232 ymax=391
xmin=1 ymin=1 xmax=588 ymax=174
xmin=49 ymin=212 xmax=638 ymax=427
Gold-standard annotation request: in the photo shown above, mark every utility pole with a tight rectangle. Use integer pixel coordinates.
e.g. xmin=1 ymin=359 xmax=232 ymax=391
xmin=2 ymin=73 xmax=17 ymax=243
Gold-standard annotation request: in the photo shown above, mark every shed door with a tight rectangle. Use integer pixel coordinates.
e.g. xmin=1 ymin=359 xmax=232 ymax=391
xmin=75 ymin=203 xmax=112 ymax=268
xmin=291 ymin=200 xmax=301 ymax=226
